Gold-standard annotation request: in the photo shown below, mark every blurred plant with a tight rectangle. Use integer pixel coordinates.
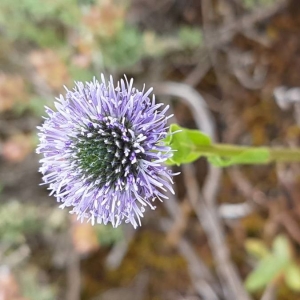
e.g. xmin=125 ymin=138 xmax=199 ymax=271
xmin=0 ymin=267 xmax=28 ymax=300
xmin=71 ymin=220 xmax=100 ymax=255
xmin=143 ymin=26 xmax=203 ymax=58
xmin=14 ymin=97 xmax=49 ymax=117
xmin=2 ymin=134 xmax=36 ymax=163
xmin=74 ymin=0 xmax=141 ymax=69
xmin=0 ymin=0 xmax=204 ymax=92
xmin=29 ymin=49 xmax=70 ymax=91
xmin=81 ymin=0 xmax=125 ymax=39
xmin=96 ymin=24 xmax=203 ymax=69
xmin=242 ymin=0 xmax=278 ymax=9
xmin=178 ymin=26 xmax=203 ymax=50
xmin=0 ymin=201 xmax=42 ymax=245
xmin=0 ymin=74 xmax=28 ymax=113
xmin=96 ymin=224 xmax=123 ymax=246
xmin=79 ymin=1 xmax=201 ymax=69
xmin=19 ymin=266 xmax=57 ymax=300
xmin=0 ymin=200 xmax=121 ymax=261
xmin=245 ymin=235 xmax=300 ymax=292
xmin=71 ymin=220 xmax=123 ymax=255
xmin=0 ymin=201 xmax=68 ymax=253
xmin=0 ymin=0 xmax=80 ymax=47
xmin=95 ymin=25 xmax=144 ymax=69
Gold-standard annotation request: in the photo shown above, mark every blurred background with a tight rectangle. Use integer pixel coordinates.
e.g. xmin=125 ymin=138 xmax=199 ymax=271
xmin=1 ymin=0 xmax=300 ymax=299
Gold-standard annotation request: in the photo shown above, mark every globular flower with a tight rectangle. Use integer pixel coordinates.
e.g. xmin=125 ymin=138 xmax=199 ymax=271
xmin=37 ymin=75 xmax=174 ymax=228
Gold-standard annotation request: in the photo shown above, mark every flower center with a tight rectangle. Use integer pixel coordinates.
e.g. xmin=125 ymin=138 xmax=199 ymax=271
xmin=72 ymin=116 xmax=145 ymax=188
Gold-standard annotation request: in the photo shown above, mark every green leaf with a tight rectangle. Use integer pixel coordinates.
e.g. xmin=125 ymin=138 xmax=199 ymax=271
xmin=96 ymin=225 xmax=123 ymax=246
xmin=178 ymin=26 xmax=203 ymax=49
xmin=284 ymin=263 xmax=300 ymax=292
xmin=272 ymin=235 xmax=291 ymax=262
xmin=245 ymin=235 xmax=292 ymax=293
xmin=166 ymin=124 xmax=212 ymax=146
xmin=245 ymin=254 xmax=288 ymax=292
xmin=245 ymin=238 xmax=270 ymax=259
xmin=164 ymin=124 xmax=212 ymax=165
xmin=208 ymin=148 xmax=270 ymax=167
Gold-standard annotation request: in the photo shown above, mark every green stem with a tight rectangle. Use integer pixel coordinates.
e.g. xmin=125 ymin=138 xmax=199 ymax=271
xmin=269 ymin=148 xmax=300 ymax=162
xmin=195 ymin=144 xmax=300 ymax=163
xmin=164 ymin=124 xmax=300 ymax=166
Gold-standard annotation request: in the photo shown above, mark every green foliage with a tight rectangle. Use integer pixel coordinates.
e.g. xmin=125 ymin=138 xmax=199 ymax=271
xmin=245 ymin=235 xmax=300 ymax=293
xmin=245 ymin=239 xmax=270 ymax=259
xmin=285 ymin=264 xmax=300 ymax=292
xmin=273 ymin=235 xmax=291 ymax=261
xmin=246 ymin=254 xmax=287 ymax=292
xmin=97 ymin=25 xmax=203 ymax=69
xmin=68 ymin=65 xmax=95 ymax=82
xmin=242 ymin=0 xmax=277 ymax=9
xmin=0 ymin=201 xmax=67 ymax=246
xmin=20 ymin=267 xmax=57 ymax=300
xmin=0 ymin=201 xmax=42 ymax=244
xmin=14 ymin=97 xmax=48 ymax=117
xmin=0 ymin=202 xmax=65 ymax=300
xmin=96 ymin=225 xmax=123 ymax=246
xmin=0 ymin=0 xmax=204 ymax=75
xmin=178 ymin=26 xmax=203 ymax=49
xmin=0 ymin=0 xmax=80 ymax=46
xmin=99 ymin=25 xmax=144 ymax=69
xmin=143 ymin=27 xmax=203 ymax=58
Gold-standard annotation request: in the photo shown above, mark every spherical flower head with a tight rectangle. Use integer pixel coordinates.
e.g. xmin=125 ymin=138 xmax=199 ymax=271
xmin=36 ymin=75 xmax=174 ymax=228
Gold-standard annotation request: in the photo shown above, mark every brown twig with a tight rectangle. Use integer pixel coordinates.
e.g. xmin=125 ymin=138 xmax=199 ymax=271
xmin=229 ymin=168 xmax=268 ymax=206
xmin=66 ymin=230 xmax=81 ymax=300
xmin=275 ymin=212 xmax=300 ymax=245
xmin=155 ymin=90 xmax=222 ymax=298
xmin=166 ymin=198 xmax=192 ymax=247
xmin=183 ymin=164 xmax=252 ymax=300
xmin=183 ymin=51 xmax=211 ymax=87
xmin=162 ymin=195 xmax=222 ymax=300
xmin=260 ymin=281 xmax=277 ymax=300
xmin=204 ymin=0 xmax=287 ymax=50
xmin=154 ymin=82 xmax=216 ymax=140
xmin=161 ymin=220 xmax=221 ymax=300
xmin=105 ymin=225 xmax=136 ymax=270
xmin=183 ymin=0 xmax=285 ymax=88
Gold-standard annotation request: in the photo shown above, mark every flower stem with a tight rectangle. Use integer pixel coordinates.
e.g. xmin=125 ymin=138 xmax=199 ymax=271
xmin=164 ymin=124 xmax=300 ymax=166
xmin=195 ymin=144 xmax=300 ymax=163
xmin=268 ymin=148 xmax=300 ymax=162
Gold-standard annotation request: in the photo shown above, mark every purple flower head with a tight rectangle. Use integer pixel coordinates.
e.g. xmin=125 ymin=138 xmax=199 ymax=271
xmin=36 ymin=75 xmax=174 ymax=228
